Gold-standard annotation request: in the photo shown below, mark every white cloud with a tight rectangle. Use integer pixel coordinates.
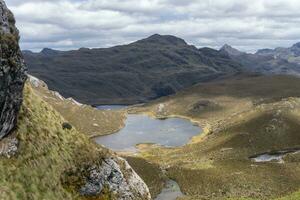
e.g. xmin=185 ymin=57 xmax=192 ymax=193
xmin=5 ymin=0 xmax=300 ymax=52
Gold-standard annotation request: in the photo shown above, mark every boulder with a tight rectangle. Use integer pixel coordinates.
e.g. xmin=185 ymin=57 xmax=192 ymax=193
xmin=80 ymin=157 xmax=151 ymax=200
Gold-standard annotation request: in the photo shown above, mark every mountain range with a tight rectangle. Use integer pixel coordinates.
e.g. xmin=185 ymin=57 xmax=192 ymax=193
xmin=220 ymin=43 xmax=300 ymax=75
xmin=23 ymin=34 xmax=300 ymax=105
xmin=23 ymin=34 xmax=243 ymax=105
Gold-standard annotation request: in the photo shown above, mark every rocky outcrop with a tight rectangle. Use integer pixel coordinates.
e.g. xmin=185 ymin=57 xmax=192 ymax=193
xmin=0 ymin=136 xmax=18 ymax=158
xmin=0 ymin=0 xmax=27 ymax=139
xmin=80 ymin=156 xmax=151 ymax=200
xmin=28 ymin=76 xmax=151 ymax=200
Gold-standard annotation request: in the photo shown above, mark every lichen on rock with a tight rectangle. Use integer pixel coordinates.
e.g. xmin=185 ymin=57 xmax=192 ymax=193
xmin=79 ymin=156 xmax=151 ymax=200
xmin=0 ymin=0 xmax=27 ymax=139
xmin=0 ymin=136 xmax=18 ymax=158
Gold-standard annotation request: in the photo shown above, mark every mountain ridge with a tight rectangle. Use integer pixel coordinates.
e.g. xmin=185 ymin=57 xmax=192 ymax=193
xmin=24 ymin=34 xmax=244 ymax=105
xmin=219 ymin=43 xmax=300 ymax=75
xmin=24 ymin=34 xmax=300 ymax=105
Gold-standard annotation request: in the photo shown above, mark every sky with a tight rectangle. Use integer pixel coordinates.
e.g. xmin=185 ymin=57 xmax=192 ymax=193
xmin=6 ymin=0 xmax=300 ymax=52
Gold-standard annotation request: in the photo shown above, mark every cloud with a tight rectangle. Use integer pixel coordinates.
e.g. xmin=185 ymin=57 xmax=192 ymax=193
xmin=5 ymin=0 xmax=300 ymax=52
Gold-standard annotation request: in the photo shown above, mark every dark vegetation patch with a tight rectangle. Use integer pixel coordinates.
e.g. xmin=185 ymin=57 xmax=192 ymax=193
xmin=24 ymin=34 xmax=243 ymax=105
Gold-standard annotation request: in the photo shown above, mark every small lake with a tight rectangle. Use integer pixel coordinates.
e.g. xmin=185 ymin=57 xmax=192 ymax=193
xmin=96 ymin=105 xmax=128 ymax=110
xmin=250 ymin=149 xmax=300 ymax=163
xmin=251 ymin=154 xmax=285 ymax=163
xmin=94 ymin=114 xmax=202 ymax=151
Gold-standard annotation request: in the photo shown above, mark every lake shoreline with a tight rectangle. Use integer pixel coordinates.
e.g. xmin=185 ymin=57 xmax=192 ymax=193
xmin=91 ymin=105 xmax=205 ymax=152
xmin=94 ymin=113 xmax=202 ymax=152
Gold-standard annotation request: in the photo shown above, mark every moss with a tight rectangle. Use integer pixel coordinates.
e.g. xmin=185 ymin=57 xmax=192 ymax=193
xmin=7 ymin=10 xmax=16 ymax=25
xmin=82 ymin=186 xmax=114 ymax=200
xmin=0 ymin=33 xmax=19 ymax=59
xmin=277 ymin=190 xmax=300 ymax=200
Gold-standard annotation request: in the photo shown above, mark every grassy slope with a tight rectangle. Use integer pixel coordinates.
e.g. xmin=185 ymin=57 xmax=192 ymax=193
xmin=29 ymin=80 xmax=126 ymax=137
xmin=124 ymin=156 xmax=166 ymax=198
xmin=130 ymin=75 xmax=300 ymax=133
xmin=0 ymin=84 xmax=109 ymax=200
xmin=129 ymin=75 xmax=300 ymax=200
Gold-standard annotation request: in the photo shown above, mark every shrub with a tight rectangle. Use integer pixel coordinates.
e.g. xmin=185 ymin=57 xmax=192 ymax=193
xmin=62 ymin=122 xmax=72 ymax=130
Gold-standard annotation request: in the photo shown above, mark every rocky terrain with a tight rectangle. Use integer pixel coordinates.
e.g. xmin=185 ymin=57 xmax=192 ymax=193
xmin=0 ymin=1 xmax=151 ymax=199
xmin=23 ymin=34 xmax=243 ymax=105
xmin=220 ymin=43 xmax=300 ymax=75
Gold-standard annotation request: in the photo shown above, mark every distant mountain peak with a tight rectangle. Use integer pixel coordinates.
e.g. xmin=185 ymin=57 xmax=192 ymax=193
xmin=290 ymin=42 xmax=300 ymax=56
xmin=292 ymin=42 xmax=300 ymax=49
xmin=220 ymin=44 xmax=244 ymax=56
xmin=221 ymin=44 xmax=232 ymax=49
xmin=255 ymin=42 xmax=300 ymax=57
xmin=79 ymin=47 xmax=90 ymax=51
xmin=41 ymin=48 xmax=59 ymax=55
xmin=137 ymin=34 xmax=188 ymax=46
xmin=41 ymin=48 xmax=53 ymax=52
xmin=255 ymin=48 xmax=274 ymax=55
xmin=22 ymin=50 xmax=34 ymax=54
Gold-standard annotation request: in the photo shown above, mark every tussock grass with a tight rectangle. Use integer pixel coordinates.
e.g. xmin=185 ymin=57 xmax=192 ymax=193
xmin=125 ymin=156 xmax=165 ymax=198
xmin=130 ymin=75 xmax=300 ymax=200
xmin=30 ymin=80 xmax=126 ymax=137
xmin=0 ymin=84 xmax=109 ymax=200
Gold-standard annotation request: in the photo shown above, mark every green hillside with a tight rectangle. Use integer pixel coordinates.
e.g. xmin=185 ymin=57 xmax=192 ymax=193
xmin=129 ymin=75 xmax=300 ymax=200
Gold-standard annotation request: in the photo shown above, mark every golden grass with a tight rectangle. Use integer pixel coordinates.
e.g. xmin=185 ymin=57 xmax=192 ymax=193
xmin=0 ymin=84 xmax=109 ymax=200
xmin=124 ymin=156 xmax=166 ymax=198
xmin=129 ymin=75 xmax=300 ymax=200
xmin=30 ymin=80 xmax=126 ymax=137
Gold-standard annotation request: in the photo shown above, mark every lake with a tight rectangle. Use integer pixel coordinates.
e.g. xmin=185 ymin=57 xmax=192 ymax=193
xmin=94 ymin=114 xmax=202 ymax=151
xmin=96 ymin=105 xmax=128 ymax=110
xmin=250 ymin=149 xmax=300 ymax=163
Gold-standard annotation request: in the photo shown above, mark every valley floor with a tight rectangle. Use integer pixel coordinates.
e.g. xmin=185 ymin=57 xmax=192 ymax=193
xmin=125 ymin=75 xmax=300 ymax=200
xmin=24 ymin=74 xmax=300 ymax=200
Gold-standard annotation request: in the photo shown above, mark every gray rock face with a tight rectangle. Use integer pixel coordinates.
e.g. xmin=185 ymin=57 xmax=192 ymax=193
xmin=0 ymin=0 xmax=27 ymax=139
xmin=0 ymin=137 xmax=18 ymax=158
xmin=220 ymin=44 xmax=244 ymax=56
xmin=80 ymin=156 xmax=151 ymax=200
